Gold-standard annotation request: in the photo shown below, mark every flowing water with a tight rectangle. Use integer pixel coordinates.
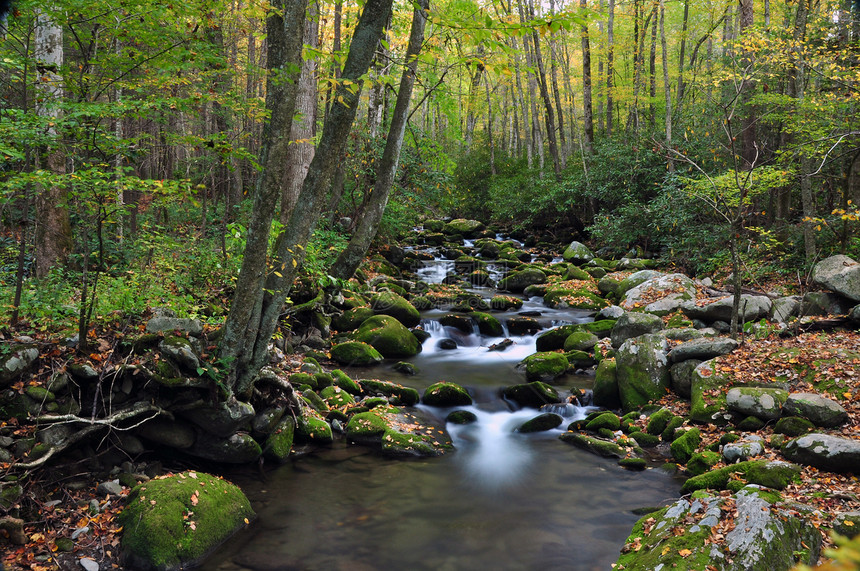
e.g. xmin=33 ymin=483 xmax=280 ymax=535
xmin=201 ymin=250 xmax=682 ymax=571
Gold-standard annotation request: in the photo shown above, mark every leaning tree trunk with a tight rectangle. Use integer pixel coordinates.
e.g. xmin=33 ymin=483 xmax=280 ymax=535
xmin=329 ymin=0 xmax=429 ymax=280
xmin=221 ymin=0 xmax=395 ymax=397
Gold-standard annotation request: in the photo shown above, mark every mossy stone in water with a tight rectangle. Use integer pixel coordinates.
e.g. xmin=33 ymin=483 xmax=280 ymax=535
xmin=661 ymin=416 xmax=685 ymax=442
xmin=593 ymin=358 xmax=621 ymax=410
xmin=645 ymin=408 xmax=674 ymax=436
xmin=559 ymin=433 xmax=626 ymax=458
xmin=471 ymin=312 xmax=503 ymax=337
xmin=331 ymin=369 xmax=362 ymax=394
xmin=618 ymin=457 xmax=647 ymax=471
xmin=502 ymin=381 xmax=561 ymax=408
xmin=446 ymin=410 xmax=478 ymax=424
xmin=585 ymin=412 xmax=621 ymax=432
xmin=264 ymin=416 xmax=295 ymax=463
xmin=423 ymin=382 xmax=473 ymax=407
xmin=332 ymin=307 xmax=375 ymax=332
xmin=320 ymin=385 xmax=356 ymax=408
xmin=489 ymin=295 xmax=523 ymax=311
xmin=119 ymin=471 xmax=254 ymax=571
xmin=393 ymin=361 xmax=419 ymax=375
xmin=629 ymin=431 xmax=659 ymax=448
xmin=518 ymin=413 xmax=563 ymax=433
xmin=352 ymin=315 xmax=421 ymax=358
xmin=535 ymin=325 xmax=580 ymax=352
xmin=563 ymin=331 xmax=599 ymax=352
xmin=360 ymin=379 xmax=420 ymax=406
xmin=522 ymin=351 xmax=569 ymax=382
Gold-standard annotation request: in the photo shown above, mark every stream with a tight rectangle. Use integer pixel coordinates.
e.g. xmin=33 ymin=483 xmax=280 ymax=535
xmin=201 ymin=251 xmax=682 ymax=571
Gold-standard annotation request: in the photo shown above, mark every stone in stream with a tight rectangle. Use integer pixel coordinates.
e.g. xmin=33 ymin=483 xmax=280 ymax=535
xmin=436 ymin=339 xmax=458 ymax=350
xmin=497 ymin=268 xmax=547 ymax=292
xmin=422 ymin=382 xmax=472 ymax=407
xmin=506 ymin=316 xmax=542 ymax=335
xmin=520 ymin=351 xmax=569 ymax=382
xmin=487 ymin=339 xmax=514 ymax=352
xmin=620 ymin=273 xmax=697 ymax=316
xmin=502 ymin=381 xmax=561 ymax=408
xmin=561 ymin=241 xmax=594 ymax=264
xmin=345 ymin=406 xmax=452 ymax=456
xmin=615 ymin=334 xmax=670 ymax=412
xmin=517 ymin=413 xmax=563 ymax=433
xmin=369 ymin=291 xmax=421 ymax=328
xmin=490 ymin=295 xmax=524 ymax=311
xmin=610 ymin=312 xmax=663 ymax=348
xmin=351 ymin=315 xmax=422 ymax=358
xmin=330 ymin=341 xmax=384 ymax=366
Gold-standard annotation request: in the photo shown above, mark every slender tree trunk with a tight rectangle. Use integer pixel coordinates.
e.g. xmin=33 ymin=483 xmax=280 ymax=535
xmin=675 ymin=0 xmax=690 ymax=117
xmin=580 ymin=0 xmax=594 ymax=153
xmin=738 ymin=0 xmax=756 ymax=169
xmin=626 ymin=0 xmax=642 ymax=133
xmin=528 ymin=0 xmax=561 ymax=179
xmin=281 ymin=1 xmax=320 ymax=224
xmin=549 ymin=0 xmax=566 ymax=163
xmin=606 ymin=0 xmax=615 ymax=138
xmin=511 ymin=35 xmax=531 ymax=166
xmin=597 ymin=0 xmax=604 ymax=134
xmin=464 ymin=48 xmax=485 ymax=150
xmin=484 ymin=75 xmax=497 ymax=175
xmin=659 ymin=0 xmax=672 ymax=149
xmin=649 ymin=3 xmax=658 ymax=132
xmin=330 ymin=0 xmax=429 ymax=279
xmin=34 ymin=9 xmax=72 ymax=279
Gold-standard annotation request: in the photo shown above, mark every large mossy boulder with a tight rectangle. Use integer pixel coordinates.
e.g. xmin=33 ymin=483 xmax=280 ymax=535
xmin=517 ymin=413 xmax=563 ymax=433
xmin=811 ymin=254 xmax=860 ymax=302
xmin=558 ymin=433 xmax=626 ymax=458
xmin=620 ymin=273 xmax=696 ymax=316
xmin=592 ymin=358 xmax=621 ymax=410
xmin=497 ymin=269 xmax=547 ymax=292
xmin=669 ymin=337 xmax=740 ymax=363
xmin=360 ymin=379 xmax=420 ymax=406
xmin=615 ymin=334 xmax=670 ymax=412
xmin=689 ymin=360 xmax=734 ymax=425
xmin=471 ymin=312 xmax=504 ymax=337
xmin=330 ymin=341 xmax=384 ymax=366
xmin=610 ymin=312 xmax=664 ymax=348
xmin=615 ymin=487 xmax=820 ymax=571
xmin=352 ymin=315 xmax=421 ymax=358
xmin=442 ymin=218 xmax=485 ymax=238
xmin=422 ymin=382 xmax=473 ymax=407
xmin=369 ymin=291 xmax=420 ymax=327
xmin=345 ymin=406 xmax=452 ymax=457
xmin=119 ymin=471 xmax=255 ymax=571
xmin=535 ymin=325 xmax=580 ymax=351
xmin=521 ymin=351 xmax=569 ymax=382
xmin=669 ymin=427 xmax=701 ymax=464
xmin=561 ymin=241 xmax=594 ymax=264
xmin=332 ymin=307 xmax=375 ymax=332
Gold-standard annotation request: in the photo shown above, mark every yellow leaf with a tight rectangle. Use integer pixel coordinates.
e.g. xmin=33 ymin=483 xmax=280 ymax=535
xmin=845 ymin=521 xmax=854 ymax=526
xmin=273 ymin=271 xmax=283 ymax=278
xmin=662 ymin=546 xmax=671 ymax=555
xmin=244 ymin=517 xmax=250 ymax=525
xmin=679 ymin=549 xmax=692 ymax=557
xmin=291 ymin=259 xmax=297 ymax=268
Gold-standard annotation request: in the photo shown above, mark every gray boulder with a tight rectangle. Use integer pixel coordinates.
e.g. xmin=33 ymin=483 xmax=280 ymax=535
xmin=782 ymin=392 xmax=848 ymax=427
xmin=783 ymin=433 xmax=860 ymax=473
xmin=561 ymin=241 xmax=594 ymax=264
xmin=610 ymin=312 xmax=664 ymax=348
xmin=851 ymin=304 xmax=860 ymax=323
xmin=669 ymin=336 xmax=740 ymax=363
xmin=800 ymin=291 xmax=849 ymax=316
xmin=681 ymin=294 xmax=772 ymax=323
xmin=145 ymin=315 xmax=203 ymax=337
xmin=770 ymin=296 xmax=801 ymax=323
xmin=182 ymin=398 xmax=256 ymax=438
xmin=620 ymin=273 xmax=696 ymax=316
xmin=616 ymin=270 xmax=663 ymax=297
xmin=726 ymin=386 xmax=788 ymax=421
xmin=497 ymin=268 xmax=547 ymax=292
xmin=0 ymin=345 xmax=39 ymax=387
xmin=187 ymin=431 xmax=262 ymax=463
xmin=811 ymin=254 xmax=860 ymax=302
xmin=615 ymin=334 xmax=670 ymax=411
xmin=669 ymin=359 xmax=701 ymax=399
xmin=596 ymin=305 xmax=625 ymax=320
xmin=158 ymin=336 xmax=200 ymax=374
xmin=135 ymin=418 xmax=196 ymax=449
xmin=723 ymin=435 xmax=765 ymax=463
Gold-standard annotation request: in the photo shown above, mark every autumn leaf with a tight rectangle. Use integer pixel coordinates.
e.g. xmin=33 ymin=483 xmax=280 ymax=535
xmin=679 ymin=549 xmax=692 ymax=557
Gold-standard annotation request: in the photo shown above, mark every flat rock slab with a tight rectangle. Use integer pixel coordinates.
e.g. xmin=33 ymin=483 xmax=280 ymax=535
xmin=670 ymin=336 xmax=740 ymax=363
xmin=682 ymin=294 xmax=772 ymax=323
xmin=726 ymin=387 xmax=788 ymax=421
xmin=783 ymin=433 xmax=860 ymax=473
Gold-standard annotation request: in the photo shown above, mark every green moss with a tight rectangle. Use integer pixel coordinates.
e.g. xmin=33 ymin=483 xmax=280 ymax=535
xmin=471 ymin=312 xmax=504 ymax=337
xmin=629 ymin=431 xmax=660 ymax=448
xmin=736 ymin=415 xmax=766 ymax=431
xmin=661 ymin=415 xmax=685 ymax=442
xmin=289 ymin=372 xmax=317 ymax=389
xmin=422 ymin=382 xmax=473 ymax=407
xmin=585 ymin=412 xmax=621 ymax=432
xmin=119 ymin=472 xmax=254 ymax=570
xmin=583 ymin=319 xmax=616 ymax=336
xmin=446 ymin=410 xmax=478 ymax=424
xmin=330 ymin=341 xmax=384 ymax=366
xmin=535 ymin=325 xmax=581 ymax=352
xmin=360 ymin=379 xmax=420 ymax=406
xmin=670 ymin=427 xmax=701 ymax=464
xmin=517 ymin=413 xmax=563 ymax=433
xmin=502 ymin=381 xmax=561 ymax=408
xmin=264 ymin=417 xmax=295 ymax=463
xmin=646 ymin=408 xmax=674 ymax=436
xmin=522 ymin=351 xmax=569 ymax=382
xmin=331 ymin=369 xmax=362 ymax=394
xmin=346 ymin=411 xmax=389 ymax=439
xmin=774 ymin=416 xmax=815 ymax=437
xmin=686 ymin=451 xmax=721 ymax=476
xmin=618 ymin=457 xmax=647 ymax=471
xmin=352 ymin=315 xmax=421 ymax=358
xmin=320 ymin=385 xmax=356 ymax=408
xmin=295 ymin=407 xmax=333 ymax=444
xmin=559 ymin=432 xmax=626 ymax=458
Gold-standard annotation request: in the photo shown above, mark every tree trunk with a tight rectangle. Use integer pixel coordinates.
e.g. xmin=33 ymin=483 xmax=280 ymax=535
xmin=281 ymin=1 xmax=320 ymax=224
xmin=464 ymin=48 xmax=485 ymax=150
xmin=528 ymin=0 xmax=561 ymax=180
xmin=738 ymin=0 xmax=756 ymax=169
xmin=221 ymin=0 xmax=394 ymax=397
xmin=34 ymin=9 xmax=72 ymax=279
xmin=330 ymin=0 xmax=429 ymax=280
xmin=659 ymin=0 xmax=672 ymax=149
xmin=605 ymin=0 xmax=615 ymax=138
xmin=484 ymin=75 xmax=497 ymax=175
xmin=675 ymin=0 xmax=690 ymax=117
xmin=580 ymin=0 xmax=594 ymax=154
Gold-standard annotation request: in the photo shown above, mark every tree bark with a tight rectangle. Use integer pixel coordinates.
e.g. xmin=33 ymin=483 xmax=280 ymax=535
xmin=605 ymin=0 xmax=614 ymax=138
xmin=659 ymin=0 xmax=672 ymax=149
xmin=34 ymin=9 xmax=72 ymax=279
xmin=221 ymin=0 xmax=394 ymax=397
xmin=329 ymin=0 xmax=429 ymax=280
xmin=580 ymin=0 xmax=594 ymax=154
xmin=281 ymin=1 xmax=320 ymax=224
xmin=528 ymin=0 xmax=561 ymax=180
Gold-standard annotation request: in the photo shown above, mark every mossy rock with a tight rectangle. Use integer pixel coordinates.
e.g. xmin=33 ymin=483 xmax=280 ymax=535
xmin=521 ymin=351 xmax=569 ymax=382
xmin=320 ymin=385 xmax=356 ymax=408
xmin=618 ymin=457 xmax=647 ymax=471
xmin=517 ymin=412 xmax=563 ymax=433
xmin=346 ymin=407 xmax=452 ymax=457
xmin=774 ymin=416 xmax=815 ymax=437
xmin=592 ymin=358 xmax=621 ymax=410
xmin=629 ymin=431 xmax=659 ymax=448
xmin=360 ymin=379 xmax=420 ymax=406
xmin=681 ymin=460 xmax=802 ymax=493
xmin=446 ymin=410 xmax=478 ymax=424
xmin=369 ymin=291 xmax=420 ymax=328
xmin=670 ymin=427 xmax=701 ymax=464
xmin=535 ymin=325 xmax=580 ymax=351
xmin=489 ymin=295 xmax=524 ymax=311
xmin=736 ymin=415 xmax=766 ymax=431
xmin=564 ymin=265 xmax=592 ymax=281
xmin=497 ymin=269 xmax=547 ymax=292
xmin=559 ymin=433 xmax=626 ymax=458
xmin=583 ymin=319 xmax=616 ymax=337
xmin=295 ymin=407 xmax=333 ymax=444
xmin=646 ymin=408 xmax=675 ymax=436
xmin=352 ymin=315 xmax=422 ymax=358
xmin=563 ymin=331 xmax=599 ymax=352
xmin=585 ymin=412 xmax=621 ymax=432
xmin=264 ymin=417 xmax=295 ymax=463
xmin=502 ymin=381 xmax=561 ymax=408
xmin=331 ymin=369 xmax=362 ymax=394
xmin=331 ymin=341 xmax=383 ymax=367
xmin=660 ymin=415 xmax=686 ymax=442
xmin=422 ymin=382 xmax=473 ymax=407
xmin=471 ymin=312 xmax=503 ymax=337
xmin=119 ymin=472 xmax=254 ymax=571
xmin=393 ymin=361 xmax=419 ymax=375
xmin=686 ymin=450 xmax=721 ymax=476
xmin=332 ymin=307 xmax=375 ymax=332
